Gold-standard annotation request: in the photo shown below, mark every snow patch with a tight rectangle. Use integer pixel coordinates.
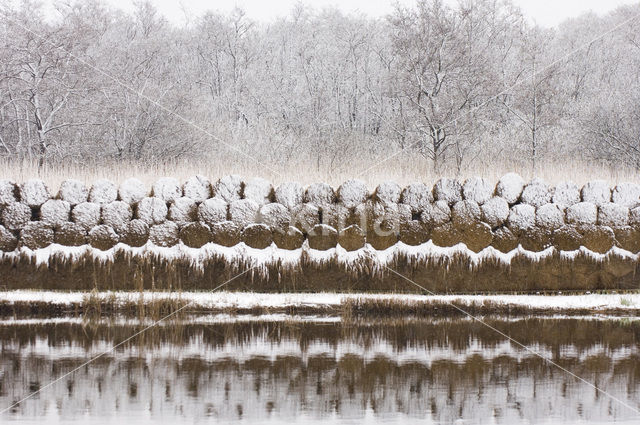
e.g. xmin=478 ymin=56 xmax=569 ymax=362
xmin=58 ymin=179 xmax=88 ymax=206
xmin=182 ymin=175 xmax=211 ymax=202
xmin=136 ymin=197 xmax=168 ymax=225
xmin=71 ymin=202 xmax=101 ymax=230
xmin=19 ymin=179 xmax=49 ymax=207
xmin=89 ymin=179 xmax=118 ymax=205
xmin=274 ymin=182 xmax=303 ymax=209
xmin=566 ymin=202 xmax=597 ymax=225
xmin=581 ymin=180 xmax=611 ymax=206
xmin=243 ymin=177 xmax=272 ymax=205
xmin=462 ymin=177 xmax=493 ymax=205
xmin=481 ymin=197 xmax=509 ymax=228
xmin=40 ymin=199 xmax=71 ymax=228
xmin=118 ymin=178 xmax=148 ymax=204
xmin=337 ymin=179 xmax=368 ymax=208
xmin=520 ymin=178 xmax=551 ymax=208
xmin=552 ymin=181 xmax=580 ymax=209
xmin=152 ymin=177 xmax=182 ymax=203
xmin=433 ymin=178 xmax=462 ymax=205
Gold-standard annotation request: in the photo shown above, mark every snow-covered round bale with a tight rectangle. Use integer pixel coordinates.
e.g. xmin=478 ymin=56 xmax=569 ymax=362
xmin=71 ymin=202 xmax=101 ymax=230
xmin=169 ymin=197 xmax=197 ymax=224
xmin=553 ymin=226 xmax=582 ymax=251
xmin=258 ymin=203 xmax=291 ymax=233
xmin=274 ymin=182 xmax=303 ymax=210
xmin=520 ymin=178 xmax=551 ymax=208
xmin=373 ymin=181 xmax=402 ymax=205
xmin=229 ymin=199 xmax=259 ymax=228
xmin=308 ymin=224 xmax=338 ymax=250
xmin=338 ymin=224 xmax=366 ymax=251
xmin=243 ymin=177 xmax=273 ymax=205
xmin=152 ymin=177 xmax=181 ymax=203
xmin=535 ymin=203 xmax=565 ymax=230
xmin=211 ymin=221 xmax=240 ymax=247
xmin=320 ymin=204 xmax=350 ymax=232
xmin=598 ymin=203 xmax=629 ymax=227
xmin=507 ymin=204 xmax=536 ymax=234
xmin=566 ymin=202 xmax=597 ymax=225
xmin=421 ymin=201 xmax=450 ymax=227
xmin=400 ymin=182 xmax=433 ymax=214
xmin=241 ymin=223 xmax=272 ymax=249
xmin=149 ymin=221 xmax=179 ymax=247
xmin=101 ymin=201 xmax=133 ymax=233
xmin=581 ymin=225 xmax=615 ymax=254
xmin=58 ymin=179 xmax=88 ymax=206
xmin=136 ymin=197 xmax=168 ymax=225
xmin=179 ymin=222 xmax=212 ymax=248
xmin=462 ymin=177 xmax=493 ymax=205
xmin=581 ymin=180 xmax=611 ymax=206
xmin=89 ymin=179 xmax=117 ymax=205
xmin=88 ymin=225 xmax=119 ymax=250
xmin=197 ymin=198 xmax=228 ymax=226
xmin=55 ymin=223 xmax=87 ymax=246
xmin=480 ymin=197 xmax=509 ymax=228
xmin=0 ymin=180 xmax=16 ymax=205
xmin=358 ymin=202 xmax=405 ymax=250
xmin=612 ymin=182 xmax=640 ymax=208
xmin=213 ymin=175 xmax=242 ymax=203
xmin=2 ymin=202 xmax=31 ymax=230
xmin=19 ymin=179 xmax=49 ymax=207
xmin=40 ymin=199 xmax=71 ymax=228
xmin=399 ymin=220 xmax=430 ymax=246
xmin=118 ymin=178 xmax=148 ymax=204
xmin=272 ymin=226 xmax=305 ymax=250
xmin=491 ymin=226 xmax=518 ymax=253
xmin=20 ymin=222 xmax=53 ymax=250
xmin=304 ymin=182 xmax=335 ymax=206
xmin=0 ymin=225 xmax=18 ymax=251
xmin=337 ymin=179 xmax=368 ymax=208
xmin=290 ymin=203 xmax=320 ymax=233
xmin=552 ymin=181 xmax=580 ymax=210
xmin=182 ymin=175 xmax=211 ymax=203
xmin=433 ymin=178 xmax=462 ymax=205
xmin=120 ymin=219 xmax=149 ymax=247
xmin=451 ymin=200 xmax=481 ymax=228
xmin=495 ymin=173 xmax=525 ymax=205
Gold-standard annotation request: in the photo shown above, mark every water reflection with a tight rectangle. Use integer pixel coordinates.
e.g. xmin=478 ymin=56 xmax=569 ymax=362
xmin=1 ymin=316 xmax=640 ymax=424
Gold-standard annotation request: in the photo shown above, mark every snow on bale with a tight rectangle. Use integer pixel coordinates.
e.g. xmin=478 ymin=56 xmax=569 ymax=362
xmin=182 ymin=175 xmax=211 ymax=203
xmin=451 ymin=200 xmax=481 ymax=228
xmin=598 ymin=203 xmax=629 ymax=227
xmin=88 ymin=179 xmax=117 ymax=205
xmin=211 ymin=221 xmax=240 ymax=247
xmin=274 ymin=182 xmax=303 ymax=210
xmin=581 ymin=180 xmax=611 ymax=206
xmin=0 ymin=180 xmax=16 ymax=205
xmin=338 ymin=224 xmax=365 ymax=251
xmin=495 ymin=173 xmax=525 ymax=205
xmin=552 ymin=181 xmax=580 ymax=210
xmin=373 ymin=181 xmax=402 ymax=205
xmin=213 ymin=175 xmax=243 ymax=203
xmin=0 ymin=225 xmax=18 ymax=251
xmin=553 ymin=226 xmax=582 ymax=251
xmin=101 ymin=201 xmax=133 ymax=233
xmin=243 ymin=177 xmax=273 ymax=205
xmin=179 ymin=222 xmax=212 ymax=248
xmin=433 ymin=178 xmax=462 ymax=205
xmin=136 ymin=197 xmax=168 ymax=225
xmin=461 ymin=222 xmax=493 ymax=252
xmin=421 ymin=200 xmax=450 ymax=227
xmin=581 ymin=225 xmax=615 ymax=253
xmin=229 ymin=199 xmax=259 ymax=228
xmin=462 ymin=177 xmax=493 ymax=205
xmin=241 ymin=223 xmax=272 ymax=249
xmin=399 ymin=220 xmax=430 ymax=246
xmin=507 ymin=204 xmax=536 ymax=235
xmin=149 ymin=221 xmax=179 ymax=247
xmin=535 ymin=203 xmax=565 ymax=230
xmin=304 ymin=182 xmax=335 ymax=206
xmin=291 ymin=203 xmax=320 ymax=233
xmin=272 ymin=226 xmax=305 ymax=250
xmin=118 ymin=178 xmax=148 ymax=204
xmin=491 ymin=226 xmax=518 ymax=253
xmin=400 ymin=182 xmax=433 ymax=214
xmin=169 ymin=197 xmax=197 ymax=224
xmin=480 ymin=197 xmax=509 ymax=228
xmin=58 ymin=179 xmax=88 ymax=206
xmin=258 ymin=203 xmax=291 ymax=233
xmin=40 ymin=199 xmax=71 ymax=228
xmin=20 ymin=222 xmax=53 ymax=250
xmin=308 ymin=224 xmax=338 ymax=250
xmin=152 ymin=177 xmax=181 ymax=203
xmin=320 ymin=204 xmax=350 ymax=233
xmin=197 ymin=198 xmax=228 ymax=226
xmin=337 ymin=179 xmax=368 ymax=208
xmin=612 ymin=182 xmax=640 ymax=208
xmin=520 ymin=178 xmax=551 ymax=208
xmin=2 ymin=202 xmax=31 ymax=230
xmin=359 ymin=202 xmax=403 ymax=250
xmin=71 ymin=202 xmax=101 ymax=231
xmin=19 ymin=179 xmax=49 ymax=207
xmin=89 ymin=225 xmax=119 ymax=250
xmin=120 ymin=219 xmax=149 ymax=247
xmin=54 ymin=222 xmax=87 ymax=246
xmin=566 ymin=202 xmax=597 ymax=225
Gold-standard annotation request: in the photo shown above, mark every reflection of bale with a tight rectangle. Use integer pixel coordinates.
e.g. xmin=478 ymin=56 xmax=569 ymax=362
xmin=520 ymin=178 xmax=551 ymax=207
xmin=598 ymin=203 xmax=629 ymax=226
xmin=40 ymin=199 xmax=71 ymax=228
xmin=421 ymin=201 xmax=450 ymax=227
xmin=519 ymin=227 xmax=553 ymax=251
xmin=613 ymin=226 xmax=640 ymax=253
xmin=214 ymin=175 xmax=243 ymax=203
xmin=552 ymin=181 xmax=580 ymax=209
xmin=275 ymin=182 xmax=304 ymax=209
xmin=229 ymin=199 xmax=259 ymax=228
xmin=290 ymin=203 xmax=320 ymax=233
xmin=169 ymin=197 xmax=198 ymax=224
xmin=553 ymin=226 xmax=582 ymax=251
xmin=19 ymin=179 xmax=50 ymax=207
xmin=433 ymin=178 xmax=462 ymax=205
xmin=272 ymin=226 xmax=305 ymax=250
xmin=58 ymin=179 xmax=88 ymax=206
xmin=373 ymin=181 xmax=401 ymax=205
xmin=321 ymin=204 xmax=350 ymax=232
xmin=242 ymin=223 xmax=273 ymax=249
xmin=536 ymin=203 xmax=564 ymax=230
xmin=2 ymin=202 xmax=32 ymax=230
xmin=20 ymin=222 xmax=54 ymax=250
xmin=136 ymin=197 xmax=168 ymax=225
xmin=118 ymin=178 xmax=148 ymax=204
xmin=400 ymin=182 xmax=433 ymax=214
xmin=451 ymin=200 xmax=481 ymax=228
xmin=258 ymin=203 xmax=291 ymax=233
xmin=580 ymin=225 xmax=615 ymax=253
xmin=304 ymin=183 xmax=335 ymax=205
xmin=491 ymin=226 xmax=518 ymax=252
xmin=338 ymin=224 xmax=365 ymax=251
xmin=89 ymin=179 xmax=117 ymax=204
xmin=430 ymin=223 xmax=462 ymax=247
xmin=0 ymin=225 xmax=18 ymax=251
xmin=399 ymin=220 xmax=429 ymax=246
xmin=120 ymin=219 xmax=149 ymax=247
xmin=243 ymin=177 xmax=273 ymax=205
xmin=581 ymin=180 xmax=611 ymax=206
xmin=152 ymin=177 xmax=182 ymax=203
xmin=149 ymin=221 xmax=179 ymax=247
xmin=71 ymin=202 xmax=101 ymax=231
xmin=495 ymin=173 xmax=524 ymax=205
xmin=55 ymin=222 xmax=87 ymax=246
xmin=337 ymin=179 xmax=368 ymax=208
xmin=0 ymin=179 xmax=17 ymax=205
xmin=88 ymin=224 xmax=119 ymax=250
xmin=481 ymin=197 xmax=509 ymax=228
xmin=197 ymin=198 xmax=228 ymax=226
xmin=308 ymin=224 xmax=338 ymax=250
xmin=182 ymin=175 xmax=211 ymax=202
xmin=101 ymin=201 xmax=132 ymax=233
xmin=179 ymin=222 xmax=212 ymax=248
xmin=462 ymin=177 xmax=493 ymax=205
xmin=211 ymin=221 xmax=241 ymax=247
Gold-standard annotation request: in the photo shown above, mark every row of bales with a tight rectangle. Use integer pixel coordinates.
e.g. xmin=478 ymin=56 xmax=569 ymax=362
xmin=1 ymin=173 xmax=640 ymax=253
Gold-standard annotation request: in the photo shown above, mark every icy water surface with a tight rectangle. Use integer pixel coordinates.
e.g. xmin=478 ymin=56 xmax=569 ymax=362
xmin=1 ymin=315 xmax=640 ymax=424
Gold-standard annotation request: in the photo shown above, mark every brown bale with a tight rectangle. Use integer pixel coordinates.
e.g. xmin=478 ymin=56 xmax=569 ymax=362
xmin=338 ymin=224 xmax=365 ymax=251
xmin=20 ymin=222 xmax=54 ymax=250
xmin=0 ymin=225 xmax=18 ymax=251
xmin=211 ymin=221 xmax=241 ymax=247
xmin=613 ymin=226 xmax=640 ymax=253
xmin=519 ymin=227 xmax=553 ymax=252
xmin=580 ymin=225 xmax=615 ymax=253
xmin=88 ymin=225 xmax=119 ymax=250
xmin=272 ymin=226 xmax=305 ymax=250
xmin=308 ymin=224 xmax=338 ymax=250
xmin=54 ymin=222 xmax=87 ymax=246
xmin=242 ymin=223 xmax=273 ymax=249
xmin=120 ymin=219 xmax=149 ymax=247
xmin=461 ymin=222 xmax=493 ymax=252
xmin=552 ymin=226 xmax=582 ymax=251
xmin=321 ymin=204 xmax=351 ymax=232
xmin=149 ymin=221 xmax=179 ymax=247
xmin=431 ymin=222 xmax=462 ymax=248
xmin=179 ymin=222 xmax=212 ymax=248
xmin=451 ymin=200 xmax=481 ymax=228
xmin=399 ymin=220 xmax=430 ymax=246
xmin=491 ymin=227 xmax=518 ymax=253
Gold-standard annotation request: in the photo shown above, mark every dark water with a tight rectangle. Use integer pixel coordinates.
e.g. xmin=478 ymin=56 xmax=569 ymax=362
xmin=1 ymin=315 xmax=640 ymax=424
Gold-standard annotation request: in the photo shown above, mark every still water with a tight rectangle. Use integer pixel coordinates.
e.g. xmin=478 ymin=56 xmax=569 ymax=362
xmin=1 ymin=315 xmax=640 ymax=424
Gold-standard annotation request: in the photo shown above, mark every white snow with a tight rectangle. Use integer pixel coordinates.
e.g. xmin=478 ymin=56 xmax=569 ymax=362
xmin=118 ymin=178 xmax=148 ymax=204
xmin=197 ymin=198 xmax=228 ymax=225
xmin=136 ymin=197 xmax=168 ymax=225
xmin=612 ymin=182 xmax=640 ymax=208
xmin=168 ymin=196 xmax=197 ymax=223
xmin=88 ymin=179 xmax=118 ymax=204
xmin=552 ymin=181 xmax=580 ymax=209
xmin=433 ymin=178 xmax=462 ymax=205
xmin=337 ymin=179 xmax=368 ymax=208
xmin=258 ymin=202 xmax=291 ymax=232
xmin=598 ymin=202 xmax=629 ymax=226
xmin=374 ymin=181 xmax=402 ymax=205
xmin=507 ymin=204 xmax=536 ymax=232
xmin=182 ymin=175 xmax=211 ymax=202
xmin=229 ymin=199 xmax=259 ymax=228
xmin=274 ymin=181 xmax=303 ymax=209
xmin=462 ymin=177 xmax=493 ymax=205
xmin=451 ymin=200 xmax=481 ymax=227
xmin=422 ymin=200 xmax=450 ymax=226
xmin=1 ymin=202 xmax=31 ymax=230
xmin=304 ymin=182 xmax=335 ymax=205
xmin=520 ymin=178 xmax=551 ymax=207
xmin=40 ymin=199 xmax=71 ymax=227
xmin=0 ymin=179 xmax=16 ymax=205
xmin=566 ymin=202 xmax=598 ymax=225
xmin=213 ymin=175 xmax=243 ymax=202
xmin=400 ymin=182 xmax=433 ymax=213
xmin=535 ymin=203 xmax=565 ymax=230
xmin=495 ymin=172 xmax=524 ymax=204
xmin=149 ymin=221 xmax=179 ymax=247
xmin=581 ymin=180 xmax=611 ymax=206
xmin=243 ymin=177 xmax=273 ymax=205
xmin=19 ymin=178 xmax=49 ymax=207
xmin=101 ymin=201 xmax=133 ymax=232
xmin=58 ymin=179 xmax=88 ymax=206
xmin=71 ymin=202 xmax=101 ymax=230
xmin=480 ymin=196 xmax=509 ymax=228
xmin=151 ymin=177 xmax=182 ymax=203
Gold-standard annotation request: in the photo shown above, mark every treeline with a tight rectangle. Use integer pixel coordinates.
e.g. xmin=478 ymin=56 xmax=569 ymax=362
xmin=0 ymin=0 xmax=639 ymax=174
